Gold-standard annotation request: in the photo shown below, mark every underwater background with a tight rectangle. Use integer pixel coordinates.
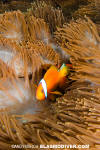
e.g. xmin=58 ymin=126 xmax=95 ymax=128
xmin=0 ymin=0 xmax=100 ymax=149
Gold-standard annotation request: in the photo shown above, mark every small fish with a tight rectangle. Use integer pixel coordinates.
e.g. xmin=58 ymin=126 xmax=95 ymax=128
xmin=36 ymin=63 xmax=71 ymax=100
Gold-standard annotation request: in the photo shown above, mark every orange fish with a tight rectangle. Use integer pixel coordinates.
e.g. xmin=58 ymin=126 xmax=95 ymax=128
xmin=36 ymin=63 xmax=71 ymax=100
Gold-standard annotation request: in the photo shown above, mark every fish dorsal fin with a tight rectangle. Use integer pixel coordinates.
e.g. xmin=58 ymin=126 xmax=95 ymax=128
xmin=50 ymin=91 xmax=62 ymax=95
xmin=49 ymin=65 xmax=58 ymax=71
xmin=59 ymin=63 xmax=69 ymax=77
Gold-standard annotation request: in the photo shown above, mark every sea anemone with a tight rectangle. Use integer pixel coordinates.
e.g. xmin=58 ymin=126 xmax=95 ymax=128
xmin=54 ymin=16 xmax=100 ymax=149
xmin=0 ymin=59 xmax=32 ymax=114
xmin=55 ymin=16 xmax=100 ymax=84
xmin=25 ymin=14 xmax=51 ymax=43
xmin=72 ymin=0 xmax=100 ymax=23
xmin=0 ymin=10 xmax=29 ymax=43
xmin=28 ymin=0 xmax=65 ymax=33
xmin=0 ymin=0 xmax=32 ymax=14
xmin=0 ymin=53 xmax=50 ymax=116
xmin=0 ymin=37 xmax=32 ymax=78
xmin=0 ymin=10 xmax=62 ymax=79
xmin=0 ymin=1 xmax=100 ymax=150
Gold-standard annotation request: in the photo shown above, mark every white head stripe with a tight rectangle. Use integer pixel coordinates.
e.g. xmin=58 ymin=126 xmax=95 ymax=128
xmin=39 ymin=79 xmax=47 ymax=98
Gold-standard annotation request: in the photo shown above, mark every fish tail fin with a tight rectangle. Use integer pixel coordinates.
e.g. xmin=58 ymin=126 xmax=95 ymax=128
xmin=59 ymin=63 xmax=70 ymax=77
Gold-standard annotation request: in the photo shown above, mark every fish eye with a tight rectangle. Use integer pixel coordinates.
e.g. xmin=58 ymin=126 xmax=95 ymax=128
xmin=41 ymin=89 xmax=44 ymax=93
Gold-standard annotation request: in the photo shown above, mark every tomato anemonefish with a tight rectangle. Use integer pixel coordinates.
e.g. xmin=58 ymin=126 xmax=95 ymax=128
xmin=36 ymin=63 xmax=71 ymax=100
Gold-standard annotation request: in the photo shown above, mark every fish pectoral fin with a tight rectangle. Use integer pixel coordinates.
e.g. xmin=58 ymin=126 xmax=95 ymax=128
xmin=50 ymin=91 xmax=62 ymax=95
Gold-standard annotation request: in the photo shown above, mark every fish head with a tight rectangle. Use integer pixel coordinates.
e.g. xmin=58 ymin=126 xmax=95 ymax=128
xmin=36 ymin=79 xmax=47 ymax=100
